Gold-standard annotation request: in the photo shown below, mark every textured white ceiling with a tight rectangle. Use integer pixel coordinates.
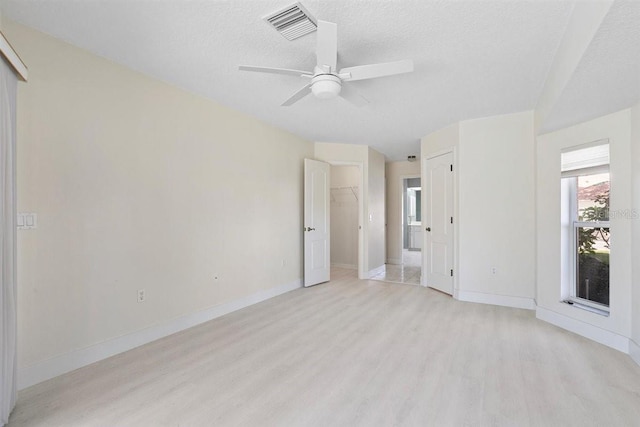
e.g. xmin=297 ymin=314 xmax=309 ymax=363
xmin=542 ymin=0 xmax=640 ymax=133
xmin=2 ymin=0 xmax=632 ymax=160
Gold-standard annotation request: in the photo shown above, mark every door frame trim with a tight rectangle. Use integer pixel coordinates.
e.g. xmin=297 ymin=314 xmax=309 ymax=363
xmin=422 ymin=148 xmax=458 ymax=296
xmin=327 ymin=161 xmax=366 ymax=279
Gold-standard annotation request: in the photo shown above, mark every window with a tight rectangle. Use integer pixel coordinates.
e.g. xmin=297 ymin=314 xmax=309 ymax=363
xmin=561 ymin=142 xmax=610 ymax=313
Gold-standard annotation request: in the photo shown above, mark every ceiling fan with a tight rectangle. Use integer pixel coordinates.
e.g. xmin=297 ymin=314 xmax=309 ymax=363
xmin=238 ymin=20 xmax=414 ymax=107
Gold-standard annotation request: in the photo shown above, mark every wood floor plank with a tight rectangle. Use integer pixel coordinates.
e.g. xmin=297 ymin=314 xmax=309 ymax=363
xmin=8 ymin=268 xmax=640 ymax=426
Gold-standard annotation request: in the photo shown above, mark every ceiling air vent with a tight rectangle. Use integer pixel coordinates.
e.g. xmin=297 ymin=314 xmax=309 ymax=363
xmin=264 ymin=2 xmax=317 ymax=41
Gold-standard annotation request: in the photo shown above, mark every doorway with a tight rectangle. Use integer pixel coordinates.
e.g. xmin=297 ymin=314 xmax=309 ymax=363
xmin=394 ymin=177 xmax=422 ymax=284
xmin=329 ymin=165 xmax=360 ymax=274
xmin=371 ymin=175 xmax=422 ymax=285
xmin=403 ymin=177 xmax=422 ymax=272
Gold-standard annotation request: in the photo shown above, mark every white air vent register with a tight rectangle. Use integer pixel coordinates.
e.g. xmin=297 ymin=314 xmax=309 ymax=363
xmin=264 ymin=2 xmax=317 ymax=41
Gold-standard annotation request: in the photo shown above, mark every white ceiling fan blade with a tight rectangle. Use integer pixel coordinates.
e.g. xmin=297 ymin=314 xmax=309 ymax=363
xmin=239 ymin=65 xmax=313 ymax=78
xmin=339 ymin=60 xmax=414 ymax=82
xmin=316 ymin=20 xmax=337 ymax=72
xmin=282 ymin=84 xmax=312 ymax=106
xmin=340 ymin=85 xmax=369 ymax=107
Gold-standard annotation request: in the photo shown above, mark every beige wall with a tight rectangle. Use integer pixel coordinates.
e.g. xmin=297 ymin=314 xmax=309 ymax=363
xmin=629 ymin=103 xmax=640 ymax=353
xmin=331 ymin=165 xmax=359 ymax=188
xmin=7 ymin=21 xmax=313 ymax=374
xmin=537 ymin=109 xmax=632 ymax=338
xmin=385 ymin=160 xmax=420 ymax=264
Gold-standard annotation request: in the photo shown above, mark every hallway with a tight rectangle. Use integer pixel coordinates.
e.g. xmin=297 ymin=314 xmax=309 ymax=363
xmin=370 ymin=250 xmax=421 ymax=285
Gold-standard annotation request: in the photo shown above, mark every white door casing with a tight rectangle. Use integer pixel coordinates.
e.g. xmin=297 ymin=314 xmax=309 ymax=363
xmin=424 ymin=152 xmax=454 ymax=295
xmin=304 ymin=159 xmax=330 ymax=287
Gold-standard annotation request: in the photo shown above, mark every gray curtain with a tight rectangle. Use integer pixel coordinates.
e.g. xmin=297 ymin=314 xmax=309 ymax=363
xmin=0 ymin=56 xmax=18 ymax=426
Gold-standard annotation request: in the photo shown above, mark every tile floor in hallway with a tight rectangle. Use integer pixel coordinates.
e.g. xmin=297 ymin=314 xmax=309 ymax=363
xmin=370 ymin=249 xmax=421 ymax=285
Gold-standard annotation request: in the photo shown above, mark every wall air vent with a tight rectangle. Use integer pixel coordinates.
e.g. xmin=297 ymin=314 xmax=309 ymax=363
xmin=264 ymin=2 xmax=317 ymax=41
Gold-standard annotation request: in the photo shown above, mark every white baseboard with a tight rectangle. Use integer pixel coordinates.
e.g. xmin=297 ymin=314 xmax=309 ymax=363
xmin=331 ymin=263 xmax=357 ymax=270
xmin=457 ymin=290 xmax=536 ymax=310
xmin=368 ymin=264 xmax=386 ymax=278
xmin=536 ymin=307 xmax=630 ymax=353
xmin=17 ymin=278 xmax=302 ymax=390
xmin=629 ymin=339 xmax=640 ymax=367
xmin=386 ymin=258 xmax=402 ymax=265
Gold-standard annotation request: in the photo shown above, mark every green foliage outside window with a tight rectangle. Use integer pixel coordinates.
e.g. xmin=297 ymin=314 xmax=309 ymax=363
xmin=577 ymin=188 xmax=610 ymax=255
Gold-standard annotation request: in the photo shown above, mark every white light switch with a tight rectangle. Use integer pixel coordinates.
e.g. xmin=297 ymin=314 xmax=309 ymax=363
xmin=17 ymin=213 xmax=37 ymax=230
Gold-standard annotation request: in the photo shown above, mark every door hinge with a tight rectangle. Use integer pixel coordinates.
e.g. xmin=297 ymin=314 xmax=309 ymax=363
xmin=450 ymin=269 xmax=453 ymax=277
xmin=450 ymin=216 xmax=453 ymax=224
xmin=450 ymin=164 xmax=453 ymax=172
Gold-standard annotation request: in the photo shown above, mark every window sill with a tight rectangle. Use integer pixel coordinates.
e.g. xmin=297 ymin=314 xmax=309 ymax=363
xmin=563 ymin=299 xmax=609 ymax=317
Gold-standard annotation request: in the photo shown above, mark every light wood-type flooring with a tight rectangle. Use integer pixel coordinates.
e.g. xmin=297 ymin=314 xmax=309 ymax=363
xmin=9 ymin=268 xmax=640 ymax=426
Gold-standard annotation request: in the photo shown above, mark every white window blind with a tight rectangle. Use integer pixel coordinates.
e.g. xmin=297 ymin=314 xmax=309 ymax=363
xmin=561 ymin=142 xmax=609 ymax=177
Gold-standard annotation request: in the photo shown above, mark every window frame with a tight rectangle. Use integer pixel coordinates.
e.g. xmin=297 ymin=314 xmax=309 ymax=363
xmin=570 ymin=223 xmax=610 ymax=310
xmin=563 ymin=169 xmax=610 ymax=313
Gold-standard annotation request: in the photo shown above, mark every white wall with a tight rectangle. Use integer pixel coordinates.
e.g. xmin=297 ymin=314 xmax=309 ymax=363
xmin=536 ymin=109 xmax=632 ymax=345
xmin=368 ymin=147 xmax=386 ymax=273
xmin=6 ymin=21 xmax=313 ymax=383
xmin=385 ymin=161 xmax=420 ymax=264
xmin=629 ymin=103 xmax=640 ymax=360
xmin=421 ymin=124 xmax=460 ymax=158
xmin=421 ymin=114 xmax=536 ymax=304
xmin=330 ymin=166 xmax=359 ymax=269
xmin=421 ymin=108 xmax=639 ymax=357
xmin=458 ymin=111 xmax=536 ymax=300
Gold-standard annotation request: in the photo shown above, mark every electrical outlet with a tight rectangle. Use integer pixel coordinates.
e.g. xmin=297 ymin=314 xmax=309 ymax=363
xmin=137 ymin=289 xmax=146 ymax=303
xmin=491 ymin=267 xmax=497 ymax=275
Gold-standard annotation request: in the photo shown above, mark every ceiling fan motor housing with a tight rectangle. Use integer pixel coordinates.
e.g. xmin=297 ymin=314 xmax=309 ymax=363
xmin=311 ymin=74 xmax=342 ymax=99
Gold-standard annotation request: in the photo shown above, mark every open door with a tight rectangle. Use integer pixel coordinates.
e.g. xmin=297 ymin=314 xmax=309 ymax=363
xmin=304 ymin=159 xmax=330 ymax=286
xmin=424 ymin=152 xmax=454 ymax=294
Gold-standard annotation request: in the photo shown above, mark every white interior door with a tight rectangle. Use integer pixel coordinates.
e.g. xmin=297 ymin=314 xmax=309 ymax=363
xmin=304 ymin=159 xmax=330 ymax=287
xmin=424 ymin=152 xmax=454 ymax=294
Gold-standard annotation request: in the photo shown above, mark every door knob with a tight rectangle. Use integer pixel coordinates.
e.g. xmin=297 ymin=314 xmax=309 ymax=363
xmin=425 ymin=227 xmax=431 ymax=232
xmin=306 ymin=227 xmax=316 ymax=232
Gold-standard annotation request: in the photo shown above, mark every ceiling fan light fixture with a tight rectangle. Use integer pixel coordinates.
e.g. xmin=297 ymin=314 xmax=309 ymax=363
xmin=311 ymin=74 xmax=341 ymax=99
xmin=239 ymin=19 xmax=413 ymax=106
